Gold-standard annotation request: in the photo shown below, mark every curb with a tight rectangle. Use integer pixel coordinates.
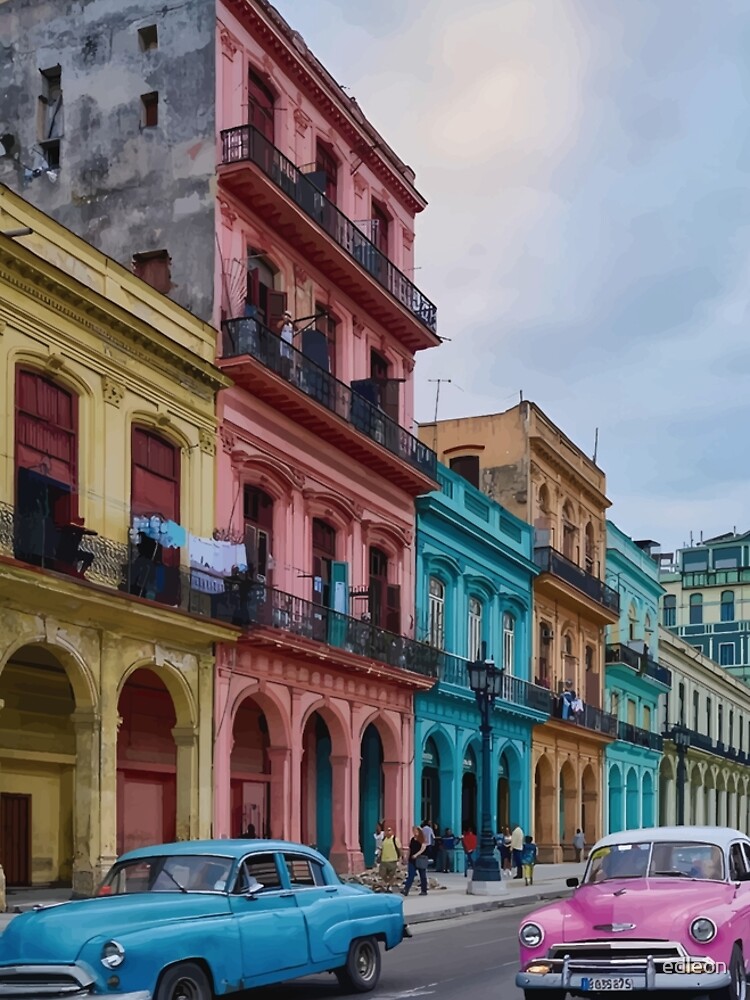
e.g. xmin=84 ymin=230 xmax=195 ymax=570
xmin=406 ymin=887 xmax=573 ymax=925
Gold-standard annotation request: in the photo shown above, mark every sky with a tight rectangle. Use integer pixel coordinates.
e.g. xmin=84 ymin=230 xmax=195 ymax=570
xmin=273 ymin=0 xmax=750 ymax=553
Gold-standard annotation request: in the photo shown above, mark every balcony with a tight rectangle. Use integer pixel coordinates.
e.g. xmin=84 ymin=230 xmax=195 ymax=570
xmin=440 ymin=653 xmax=553 ymax=717
xmin=234 ymin=583 xmax=438 ymax=686
xmin=534 ymin=546 xmax=620 ymax=624
xmin=617 ymin=721 xmax=663 ymax=752
xmin=221 ymin=316 xmax=437 ymax=492
xmin=552 ymin=696 xmax=618 ymax=737
xmin=218 ymin=125 xmax=439 ymax=352
xmin=605 ymin=643 xmax=673 ymax=688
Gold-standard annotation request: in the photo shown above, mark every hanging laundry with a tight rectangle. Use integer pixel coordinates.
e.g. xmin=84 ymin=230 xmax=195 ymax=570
xmin=131 ymin=515 xmax=186 ymax=549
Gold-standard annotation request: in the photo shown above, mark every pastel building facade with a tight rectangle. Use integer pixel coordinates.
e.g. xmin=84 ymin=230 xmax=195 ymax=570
xmin=660 ymin=531 xmax=750 ymax=683
xmin=659 ymin=626 xmax=750 ymax=833
xmin=413 ymin=465 xmax=550 ymax=850
xmin=0 ymin=0 xmax=441 ymax=873
xmin=0 ymin=187 xmax=236 ymax=893
xmin=420 ymin=403 xmax=620 ymax=860
xmin=602 ymin=524 xmax=670 ymax=834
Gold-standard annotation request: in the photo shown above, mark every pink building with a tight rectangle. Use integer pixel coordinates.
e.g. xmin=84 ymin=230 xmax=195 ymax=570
xmin=212 ymin=0 xmax=441 ymax=870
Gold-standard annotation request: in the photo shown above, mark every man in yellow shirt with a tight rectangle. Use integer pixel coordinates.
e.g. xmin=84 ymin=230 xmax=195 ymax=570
xmin=379 ymin=826 xmax=401 ymax=892
xmin=511 ymin=824 xmax=524 ymax=879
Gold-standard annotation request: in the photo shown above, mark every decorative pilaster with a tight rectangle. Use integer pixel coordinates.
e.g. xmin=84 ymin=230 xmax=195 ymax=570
xmin=196 ymin=655 xmax=215 ymax=838
xmin=71 ymin=709 xmax=102 ymax=897
xmin=329 ymin=754 xmax=353 ymax=873
xmin=172 ymin=726 xmax=198 ymax=841
xmin=266 ymin=746 xmax=292 ymax=841
xmin=213 ymin=667 xmax=235 ymax=838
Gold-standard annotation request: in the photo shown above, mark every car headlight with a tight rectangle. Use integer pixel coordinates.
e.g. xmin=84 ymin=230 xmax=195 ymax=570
xmin=519 ymin=922 xmax=544 ymax=948
xmin=101 ymin=941 xmax=126 ymax=969
xmin=690 ymin=918 xmax=717 ymax=944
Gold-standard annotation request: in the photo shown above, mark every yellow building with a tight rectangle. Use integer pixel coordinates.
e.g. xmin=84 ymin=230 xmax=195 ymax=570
xmin=0 ymin=186 xmax=238 ymax=895
xmin=420 ymin=402 xmax=619 ymax=860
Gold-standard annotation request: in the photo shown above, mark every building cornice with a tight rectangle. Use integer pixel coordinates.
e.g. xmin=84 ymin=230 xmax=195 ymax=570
xmin=530 ymin=435 xmax=610 ymax=511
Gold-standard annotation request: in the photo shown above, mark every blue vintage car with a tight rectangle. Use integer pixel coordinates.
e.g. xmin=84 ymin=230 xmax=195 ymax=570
xmin=0 ymin=839 xmax=409 ymax=998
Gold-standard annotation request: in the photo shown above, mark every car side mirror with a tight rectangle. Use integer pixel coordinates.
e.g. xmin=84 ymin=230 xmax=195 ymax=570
xmin=244 ymin=880 xmax=264 ymax=898
xmin=566 ymin=877 xmax=579 ymax=888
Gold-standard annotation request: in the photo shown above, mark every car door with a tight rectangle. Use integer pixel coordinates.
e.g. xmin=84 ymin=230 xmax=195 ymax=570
xmin=228 ymin=851 xmax=310 ymax=981
xmin=737 ymin=843 xmax=750 ymax=958
xmin=282 ymin=851 xmax=348 ymax=966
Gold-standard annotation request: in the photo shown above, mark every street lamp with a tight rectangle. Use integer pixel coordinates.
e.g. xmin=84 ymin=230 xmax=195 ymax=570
xmin=670 ymin=723 xmax=690 ymax=826
xmin=466 ymin=640 xmax=506 ymax=896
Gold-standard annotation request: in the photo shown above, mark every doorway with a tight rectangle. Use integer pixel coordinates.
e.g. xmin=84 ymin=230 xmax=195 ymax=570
xmin=0 ymin=793 xmax=31 ymax=886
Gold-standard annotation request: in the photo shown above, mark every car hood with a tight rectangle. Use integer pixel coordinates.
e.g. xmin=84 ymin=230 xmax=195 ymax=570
xmin=0 ymin=894 xmax=231 ymax=963
xmin=562 ymin=879 xmax=735 ymax=941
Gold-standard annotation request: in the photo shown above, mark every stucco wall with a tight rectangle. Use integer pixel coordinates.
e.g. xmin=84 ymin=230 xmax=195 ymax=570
xmin=0 ymin=0 xmax=217 ymax=321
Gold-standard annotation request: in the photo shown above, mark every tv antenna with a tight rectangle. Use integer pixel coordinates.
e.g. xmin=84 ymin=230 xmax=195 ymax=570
xmin=427 ymin=378 xmax=464 ymax=450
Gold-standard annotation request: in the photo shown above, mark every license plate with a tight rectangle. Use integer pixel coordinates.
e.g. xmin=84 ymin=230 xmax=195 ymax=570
xmin=579 ymin=977 xmax=636 ymax=991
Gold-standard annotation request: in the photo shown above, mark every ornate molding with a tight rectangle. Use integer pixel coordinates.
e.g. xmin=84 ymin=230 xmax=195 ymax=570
xmin=218 ymin=197 xmax=237 ymax=228
xmin=0 ymin=318 xmax=6 ymax=336
xmin=402 ymin=358 xmax=415 ymax=375
xmin=402 ymin=227 xmax=414 ymax=248
xmin=220 ymin=426 xmax=236 ymax=454
xmin=102 ymin=375 xmax=125 ymax=407
xmin=352 ymin=316 xmax=365 ymax=338
xmin=45 ymin=352 xmax=65 ymax=372
xmin=199 ymin=428 xmax=216 ymax=456
xmin=353 ymin=173 xmax=368 ymax=196
xmin=293 ymin=107 xmax=312 ymax=137
xmin=293 ymin=262 xmax=308 ymax=286
xmin=302 ymin=487 xmax=360 ymax=523
xmin=219 ymin=24 xmax=239 ymax=59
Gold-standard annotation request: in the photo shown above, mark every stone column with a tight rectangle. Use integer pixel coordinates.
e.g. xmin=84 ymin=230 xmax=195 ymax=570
xmin=329 ymin=754 xmax=354 ymax=873
xmin=718 ymin=788 xmax=727 ymax=827
xmin=71 ymin=709 xmax=102 ymax=897
xmin=382 ymin=761 xmax=403 ymax=843
xmin=266 ymin=746 xmax=291 ymax=841
xmin=707 ymin=787 xmax=716 ymax=826
xmin=172 ymin=726 xmax=198 ymax=841
xmin=196 ymin=655 xmax=215 ymax=839
xmin=348 ymin=744 xmax=365 ymax=871
xmin=97 ymin=645 xmax=120 ymax=878
xmin=213 ymin=666 xmax=235 ymax=838
xmin=289 ymin=691 xmax=305 ymax=843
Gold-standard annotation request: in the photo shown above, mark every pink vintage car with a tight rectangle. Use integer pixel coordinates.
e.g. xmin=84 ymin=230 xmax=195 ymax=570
xmin=517 ymin=826 xmax=750 ymax=999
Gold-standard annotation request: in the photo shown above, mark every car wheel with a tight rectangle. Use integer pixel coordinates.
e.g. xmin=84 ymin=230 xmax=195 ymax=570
xmin=714 ymin=944 xmax=747 ymax=1000
xmin=155 ymin=962 xmax=212 ymax=1000
xmin=335 ymin=937 xmax=381 ymax=993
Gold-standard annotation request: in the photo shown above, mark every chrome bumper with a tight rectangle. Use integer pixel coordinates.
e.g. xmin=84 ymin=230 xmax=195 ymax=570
xmin=0 ymin=963 xmax=151 ymax=1000
xmin=516 ymin=954 xmax=731 ymax=993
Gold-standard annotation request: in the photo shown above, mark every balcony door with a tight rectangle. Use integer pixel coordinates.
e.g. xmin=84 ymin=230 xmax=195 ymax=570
xmin=368 ymin=546 xmax=400 ymax=633
xmin=244 ymin=486 xmax=274 ymax=587
xmin=130 ymin=427 xmax=181 ymax=602
xmin=246 ymin=256 xmax=286 ymax=331
xmin=370 ymin=349 xmax=399 ymax=424
xmin=312 ymin=518 xmax=336 ymax=608
xmin=248 ymin=68 xmax=275 ymax=143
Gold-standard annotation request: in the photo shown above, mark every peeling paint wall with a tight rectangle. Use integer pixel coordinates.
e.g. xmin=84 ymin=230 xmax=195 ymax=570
xmin=0 ymin=0 xmax=217 ymax=321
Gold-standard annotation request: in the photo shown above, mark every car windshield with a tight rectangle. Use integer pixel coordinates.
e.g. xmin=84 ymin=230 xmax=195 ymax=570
xmin=97 ymin=855 xmax=234 ymax=895
xmin=584 ymin=841 xmax=725 ymax=883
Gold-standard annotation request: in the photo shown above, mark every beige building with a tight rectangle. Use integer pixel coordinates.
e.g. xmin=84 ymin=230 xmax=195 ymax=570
xmin=420 ymin=402 xmax=620 ymax=859
xmin=659 ymin=625 xmax=750 ymax=831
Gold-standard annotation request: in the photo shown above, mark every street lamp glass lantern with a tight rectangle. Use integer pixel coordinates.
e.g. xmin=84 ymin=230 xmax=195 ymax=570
xmin=487 ymin=662 xmax=504 ymax=698
xmin=468 ymin=658 xmax=487 ymax=693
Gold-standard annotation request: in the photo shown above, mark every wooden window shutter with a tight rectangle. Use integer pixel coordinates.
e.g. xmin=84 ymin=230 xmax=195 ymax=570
xmin=386 ymin=584 xmax=401 ymax=635
xmin=267 ymin=290 xmax=287 ymax=332
xmin=381 ymin=380 xmax=400 ymax=423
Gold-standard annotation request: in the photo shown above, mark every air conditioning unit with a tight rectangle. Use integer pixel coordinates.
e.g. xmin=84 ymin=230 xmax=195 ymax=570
xmin=541 ymin=628 xmax=554 ymax=641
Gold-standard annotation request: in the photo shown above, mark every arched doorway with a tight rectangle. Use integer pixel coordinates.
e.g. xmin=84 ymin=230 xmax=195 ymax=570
xmin=461 ymin=744 xmax=478 ymax=834
xmin=581 ymin=764 xmax=597 ymax=846
xmin=534 ymin=756 xmax=554 ymax=850
xmin=117 ymin=668 xmax=178 ymax=854
xmin=301 ymin=712 xmax=333 ymax=857
xmin=642 ymin=771 xmax=654 ymax=827
xmin=359 ymin=724 xmax=384 ymax=868
xmin=230 ymin=697 xmax=271 ymax=839
xmin=421 ymin=736 xmax=441 ymax=825
xmin=0 ymin=644 xmax=82 ymax=886
xmin=497 ymin=751 xmax=510 ymax=830
xmin=560 ymin=761 xmax=577 ymax=850
xmin=625 ymin=768 xmax=639 ymax=829
xmin=608 ymin=764 xmax=623 ymax=833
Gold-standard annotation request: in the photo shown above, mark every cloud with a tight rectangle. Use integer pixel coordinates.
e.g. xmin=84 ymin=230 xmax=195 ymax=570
xmin=273 ymin=0 xmax=750 ymax=548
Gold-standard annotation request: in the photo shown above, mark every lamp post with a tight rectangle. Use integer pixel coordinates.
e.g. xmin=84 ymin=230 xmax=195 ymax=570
xmin=671 ymin=723 xmax=690 ymax=826
xmin=467 ymin=641 xmax=506 ymax=895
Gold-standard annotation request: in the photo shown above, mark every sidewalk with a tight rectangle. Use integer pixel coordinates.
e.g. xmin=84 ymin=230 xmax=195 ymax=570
xmin=1 ymin=863 xmax=583 ymax=929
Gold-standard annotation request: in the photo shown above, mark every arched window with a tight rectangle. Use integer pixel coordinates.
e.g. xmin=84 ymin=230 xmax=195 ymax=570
xmin=248 ymin=67 xmax=275 ymax=143
xmin=369 ymin=546 xmax=399 ymax=632
xmin=130 ymin=426 xmax=181 ymax=602
xmin=562 ymin=632 xmax=576 ymax=683
xmin=468 ymin=597 xmax=483 ymax=660
xmin=503 ymin=612 xmax=515 ymax=674
xmin=315 ymin=138 xmax=338 ymax=204
xmin=312 ymin=518 xmax=336 ymax=608
xmin=628 ymin=602 xmax=638 ymax=642
xmin=562 ymin=502 xmax=577 ymax=562
xmin=721 ymin=590 xmax=735 ymax=623
xmin=663 ymin=594 xmax=676 ymax=627
xmin=584 ymin=522 xmax=595 ymax=574
xmin=689 ymin=593 xmax=703 ymax=625
xmin=244 ymin=484 xmax=274 ymax=585
xmin=644 ymin=614 xmax=653 ymax=646
xmin=428 ymin=577 xmax=445 ymax=649
xmin=538 ymin=483 xmax=549 ymax=513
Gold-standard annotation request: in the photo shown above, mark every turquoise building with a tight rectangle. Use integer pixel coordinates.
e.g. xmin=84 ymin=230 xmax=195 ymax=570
xmin=414 ymin=465 xmax=552 ymax=849
xmin=604 ymin=524 xmax=671 ymax=832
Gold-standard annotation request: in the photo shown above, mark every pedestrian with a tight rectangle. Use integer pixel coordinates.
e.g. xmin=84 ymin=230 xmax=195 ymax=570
xmin=378 ymin=825 xmax=401 ymax=892
xmin=440 ymin=827 xmax=456 ymax=873
xmin=421 ymin=818 xmax=435 ymax=865
xmin=243 ymin=823 xmax=256 ymax=838
xmin=522 ymin=834 xmax=538 ymax=885
xmin=511 ymin=823 xmax=524 ymax=879
xmin=373 ymin=821 xmax=385 ymax=865
xmin=499 ymin=826 xmax=512 ymax=877
xmin=402 ymin=826 xmax=429 ymax=896
xmin=573 ymin=828 xmax=585 ymax=863
xmin=462 ymin=827 xmax=477 ymax=876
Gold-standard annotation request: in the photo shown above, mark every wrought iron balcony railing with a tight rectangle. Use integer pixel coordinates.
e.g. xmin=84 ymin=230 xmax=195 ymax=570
xmin=221 ymin=316 xmax=436 ymax=480
xmin=237 ymin=583 xmax=439 ymax=678
xmin=439 ymin=653 xmax=553 ymax=715
xmin=605 ymin=643 xmax=672 ymax=687
xmin=553 ymin=694 xmax=618 ymax=736
xmin=534 ymin=546 xmax=621 ymax=614
xmin=617 ymin=721 xmax=663 ymax=751
xmin=220 ymin=124 xmax=438 ymax=335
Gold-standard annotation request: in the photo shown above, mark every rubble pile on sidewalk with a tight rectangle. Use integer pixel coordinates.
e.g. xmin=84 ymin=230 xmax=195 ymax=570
xmin=343 ymin=864 xmax=448 ymax=892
